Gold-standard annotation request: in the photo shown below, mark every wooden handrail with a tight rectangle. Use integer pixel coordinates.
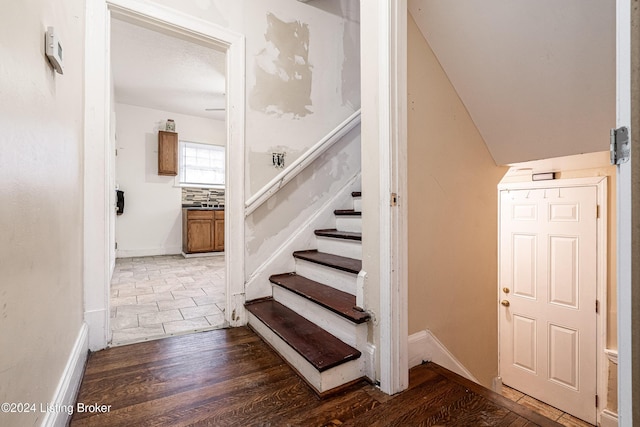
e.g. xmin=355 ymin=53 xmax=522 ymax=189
xmin=244 ymin=109 xmax=361 ymax=217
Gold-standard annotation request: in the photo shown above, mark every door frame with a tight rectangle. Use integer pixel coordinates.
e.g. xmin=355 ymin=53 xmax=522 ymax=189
xmin=615 ymin=0 xmax=639 ymax=423
xmin=83 ymin=0 xmax=246 ymax=350
xmin=498 ymin=176 xmax=608 ymax=423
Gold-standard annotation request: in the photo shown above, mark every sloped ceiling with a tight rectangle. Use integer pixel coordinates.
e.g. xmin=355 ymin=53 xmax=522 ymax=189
xmin=111 ymin=18 xmax=226 ymax=120
xmin=408 ymin=0 xmax=616 ymax=165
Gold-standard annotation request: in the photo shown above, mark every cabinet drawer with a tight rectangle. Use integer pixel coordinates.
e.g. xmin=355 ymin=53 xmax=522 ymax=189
xmin=187 ymin=210 xmax=214 ymax=220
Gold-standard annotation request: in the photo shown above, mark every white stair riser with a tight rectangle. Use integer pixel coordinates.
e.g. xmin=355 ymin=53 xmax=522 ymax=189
xmin=247 ymin=312 xmax=364 ymax=394
xmin=294 ymin=259 xmax=357 ymax=295
xmin=316 ymin=237 xmax=362 ymax=260
xmin=336 ymin=216 xmax=361 ymax=233
xmin=353 ymin=197 xmax=362 ymax=211
xmin=272 ymin=286 xmax=367 ymax=348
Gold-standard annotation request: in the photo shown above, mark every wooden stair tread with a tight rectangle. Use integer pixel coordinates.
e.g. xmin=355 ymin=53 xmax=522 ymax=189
xmin=314 ymin=229 xmax=362 ymax=241
xmin=270 ymin=273 xmax=369 ymax=324
xmin=351 ymin=191 xmax=361 ymax=197
xmin=293 ymin=250 xmax=361 ymax=274
xmin=334 ymin=209 xmax=361 ymax=216
xmin=245 ymin=299 xmax=361 ymax=371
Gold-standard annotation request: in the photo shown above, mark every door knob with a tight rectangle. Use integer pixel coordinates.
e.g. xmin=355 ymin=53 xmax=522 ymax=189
xmin=501 ymin=300 xmax=510 ymax=307
xmin=503 ymin=287 xmax=510 ymax=294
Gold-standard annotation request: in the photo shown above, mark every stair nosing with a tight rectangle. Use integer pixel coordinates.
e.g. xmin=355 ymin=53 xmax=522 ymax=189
xmin=293 ymin=250 xmax=361 ymax=274
xmin=334 ymin=209 xmax=361 ymax=216
xmin=314 ymin=229 xmax=362 ymax=241
xmin=245 ymin=298 xmax=361 ymax=372
xmin=270 ymin=272 xmax=369 ymax=324
xmin=351 ymin=192 xmax=361 ymax=197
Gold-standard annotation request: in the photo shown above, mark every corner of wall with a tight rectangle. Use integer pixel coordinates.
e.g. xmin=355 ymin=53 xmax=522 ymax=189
xmin=408 ymin=329 xmax=479 ymax=384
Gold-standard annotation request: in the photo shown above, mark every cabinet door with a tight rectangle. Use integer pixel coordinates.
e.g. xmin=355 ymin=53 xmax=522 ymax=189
xmin=214 ymin=219 xmax=224 ymax=252
xmin=158 ymin=131 xmax=178 ymax=176
xmin=187 ymin=216 xmax=215 ymax=253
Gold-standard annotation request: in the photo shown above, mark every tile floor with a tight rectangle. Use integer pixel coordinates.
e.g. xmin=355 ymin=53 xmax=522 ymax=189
xmin=110 ymin=254 xmax=226 ymax=346
xmin=501 ymin=385 xmax=594 ymax=427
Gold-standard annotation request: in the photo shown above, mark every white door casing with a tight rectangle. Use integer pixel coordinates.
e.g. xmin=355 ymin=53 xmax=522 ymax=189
xmin=499 ymin=180 xmax=604 ymax=424
xmin=84 ymin=0 xmax=246 ymax=350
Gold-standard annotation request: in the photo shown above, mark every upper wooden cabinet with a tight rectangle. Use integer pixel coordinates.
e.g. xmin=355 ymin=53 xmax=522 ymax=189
xmin=158 ymin=131 xmax=178 ymax=176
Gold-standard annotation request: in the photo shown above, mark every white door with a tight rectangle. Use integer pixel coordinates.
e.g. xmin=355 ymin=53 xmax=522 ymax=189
xmin=499 ymin=185 xmax=597 ymax=424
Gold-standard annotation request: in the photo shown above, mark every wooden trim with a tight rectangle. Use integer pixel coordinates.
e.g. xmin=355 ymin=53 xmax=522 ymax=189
xmin=244 ymin=110 xmax=361 ymax=217
xmin=377 ymin=0 xmax=409 ymax=395
xmin=41 ymin=323 xmax=88 ymax=427
xmin=84 ymin=0 xmax=247 ymax=350
xmin=617 ymin=0 xmax=640 ymax=423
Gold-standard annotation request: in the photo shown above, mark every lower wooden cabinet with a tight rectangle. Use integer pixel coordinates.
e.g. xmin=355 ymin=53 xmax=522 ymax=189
xmin=182 ymin=209 xmax=224 ymax=254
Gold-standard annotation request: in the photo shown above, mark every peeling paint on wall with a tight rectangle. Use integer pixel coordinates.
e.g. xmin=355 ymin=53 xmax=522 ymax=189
xmin=250 ymin=13 xmax=313 ymax=118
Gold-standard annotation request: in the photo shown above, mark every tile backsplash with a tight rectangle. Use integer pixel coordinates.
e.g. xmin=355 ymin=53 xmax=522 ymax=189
xmin=182 ymin=187 xmax=225 ymax=205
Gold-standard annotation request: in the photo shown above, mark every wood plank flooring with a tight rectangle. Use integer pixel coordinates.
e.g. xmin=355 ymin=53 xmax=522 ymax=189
xmin=71 ymin=327 xmax=562 ymax=427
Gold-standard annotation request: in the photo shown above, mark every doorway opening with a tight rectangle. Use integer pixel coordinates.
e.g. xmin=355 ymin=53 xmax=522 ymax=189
xmin=497 ymin=174 xmax=612 ymax=426
xmin=108 ymin=17 xmax=228 ymax=346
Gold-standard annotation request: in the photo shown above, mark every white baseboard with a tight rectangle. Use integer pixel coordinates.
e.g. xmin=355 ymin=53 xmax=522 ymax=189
xmin=41 ymin=323 xmax=88 ymax=427
xmin=600 ymin=410 xmax=618 ymax=427
xmin=408 ymin=330 xmax=479 ymax=384
xmin=85 ymin=308 xmax=109 ymax=351
xmin=116 ymin=246 xmax=182 ymax=258
xmin=363 ymin=343 xmax=376 ymax=382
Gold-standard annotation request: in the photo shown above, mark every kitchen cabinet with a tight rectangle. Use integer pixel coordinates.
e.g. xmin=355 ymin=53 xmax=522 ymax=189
xmin=182 ymin=209 xmax=224 ymax=254
xmin=158 ymin=131 xmax=178 ymax=176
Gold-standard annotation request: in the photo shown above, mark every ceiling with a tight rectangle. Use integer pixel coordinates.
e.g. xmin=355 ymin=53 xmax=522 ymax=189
xmin=111 ymin=18 xmax=226 ymax=120
xmin=408 ymin=0 xmax=616 ymax=165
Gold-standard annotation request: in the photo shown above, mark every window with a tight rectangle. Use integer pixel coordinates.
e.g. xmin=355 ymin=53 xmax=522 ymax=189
xmin=179 ymin=141 xmax=225 ymax=187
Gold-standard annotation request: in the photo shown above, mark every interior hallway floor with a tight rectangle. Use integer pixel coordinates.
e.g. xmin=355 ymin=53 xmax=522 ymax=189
xmin=110 ymin=254 xmax=226 ymax=346
xmin=500 ymin=386 xmax=593 ymax=427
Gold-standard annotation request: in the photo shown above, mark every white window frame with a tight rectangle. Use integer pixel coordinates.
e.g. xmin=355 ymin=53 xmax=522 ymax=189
xmin=178 ymin=140 xmax=225 ymax=188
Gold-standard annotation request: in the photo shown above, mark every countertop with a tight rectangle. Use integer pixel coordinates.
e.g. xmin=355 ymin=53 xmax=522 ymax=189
xmin=182 ymin=204 xmax=225 ymax=211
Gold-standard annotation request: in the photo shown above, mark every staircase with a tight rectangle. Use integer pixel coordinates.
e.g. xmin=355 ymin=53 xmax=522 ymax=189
xmin=245 ymin=191 xmax=368 ymax=396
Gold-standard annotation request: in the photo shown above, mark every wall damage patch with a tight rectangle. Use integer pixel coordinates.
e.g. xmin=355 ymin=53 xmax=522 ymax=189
xmin=250 ymin=13 xmax=313 ymax=118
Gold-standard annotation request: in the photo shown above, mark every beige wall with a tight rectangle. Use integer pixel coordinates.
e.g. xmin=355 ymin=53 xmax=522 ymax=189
xmin=407 ymin=15 xmax=508 ymax=387
xmin=0 ymin=0 xmax=85 ymax=425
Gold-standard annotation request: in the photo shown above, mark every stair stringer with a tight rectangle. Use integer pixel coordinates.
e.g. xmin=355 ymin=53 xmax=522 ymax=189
xmin=245 ymin=173 xmax=361 ymax=302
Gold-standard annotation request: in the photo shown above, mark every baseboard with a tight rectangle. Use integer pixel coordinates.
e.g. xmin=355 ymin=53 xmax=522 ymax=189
xmin=363 ymin=342 xmax=376 ymax=382
xmin=181 ymin=251 xmax=224 ymax=258
xmin=408 ymin=330 xmax=479 ymax=384
xmin=600 ymin=410 xmax=618 ymax=427
xmin=85 ymin=308 xmax=109 ymax=351
xmin=116 ymin=246 xmax=182 ymax=258
xmin=41 ymin=323 xmax=89 ymax=427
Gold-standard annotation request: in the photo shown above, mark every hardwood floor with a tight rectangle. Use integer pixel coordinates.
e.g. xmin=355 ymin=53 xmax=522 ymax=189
xmin=72 ymin=327 xmax=562 ymax=426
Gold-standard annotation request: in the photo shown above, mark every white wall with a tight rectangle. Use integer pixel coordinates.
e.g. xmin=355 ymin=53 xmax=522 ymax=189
xmin=144 ymin=0 xmax=361 ymax=196
xmin=0 ymin=0 xmax=86 ymax=425
xmin=115 ymin=103 xmax=225 ymax=257
xmin=245 ymin=125 xmax=361 ymax=300
xmin=408 ymin=0 xmax=616 ymax=165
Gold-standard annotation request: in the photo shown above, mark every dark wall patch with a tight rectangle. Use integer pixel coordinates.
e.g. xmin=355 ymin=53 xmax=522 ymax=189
xmin=250 ymin=13 xmax=313 ymax=118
